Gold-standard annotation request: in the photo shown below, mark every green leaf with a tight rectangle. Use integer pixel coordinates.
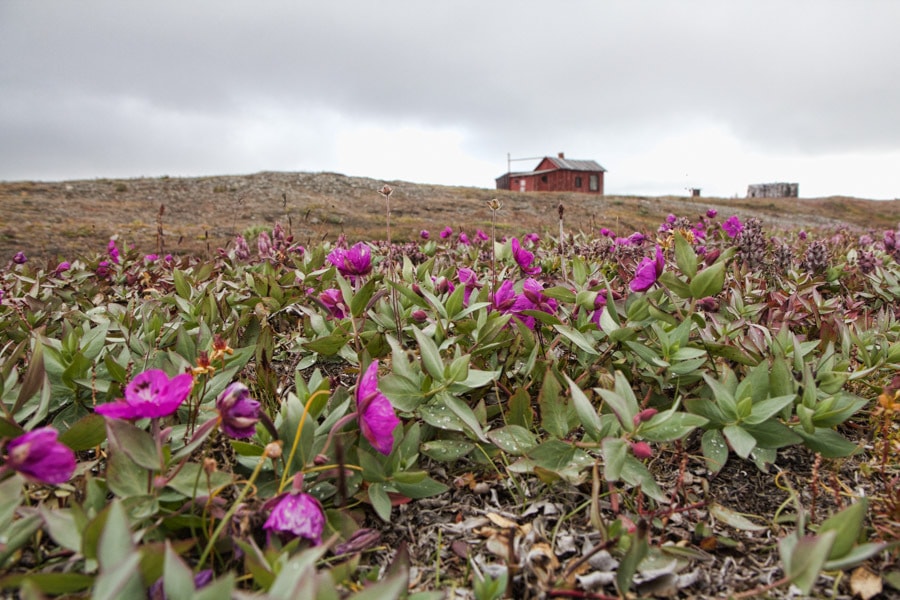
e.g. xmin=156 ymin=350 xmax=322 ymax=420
xmin=106 ymin=418 xmax=161 ymax=471
xmin=413 ymin=327 xmax=444 ymax=382
xmin=40 ymin=507 xmax=83 ymax=554
xmin=0 ymin=573 xmax=93 ymax=596
xmin=0 ymin=514 xmax=41 ymax=568
xmin=487 ymin=425 xmax=538 ymax=455
xmin=783 ymin=531 xmax=837 ymax=594
xmin=566 ymin=376 xmax=605 ymax=441
xmin=420 ymin=439 xmax=475 ymax=462
xmin=742 ymin=420 xmax=802 ymax=449
xmin=392 ymin=476 xmax=449 ymax=499
xmin=794 ymin=427 xmax=859 ymax=458
xmin=602 ymin=437 xmax=628 ymax=481
xmin=368 ymin=482 xmax=392 ymax=522
xmin=441 ymin=393 xmax=488 ymax=443
xmin=723 ymin=424 xmax=757 ymax=459
xmin=13 ymin=340 xmax=45 ymax=416
xmin=620 ymin=455 xmax=666 ymax=501
xmin=709 ymin=503 xmax=766 ymax=531
xmin=304 ymin=331 xmax=351 ymax=356
xmin=701 ymin=429 xmax=729 ymax=474
xmin=674 ymin=231 xmax=698 ymax=278
xmin=538 ymin=369 xmax=569 ymax=439
xmin=816 ymin=499 xmax=866 ymax=560
xmin=596 ymin=371 xmax=639 ymax=433
xmin=0 ymin=475 xmax=23 ymax=531
xmin=639 ymin=411 xmax=707 ymax=442
xmin=824 ymin=541 xmax=893 ymax=571
xmin=690 ymin=261 xmax=725 ymax=299
xmin=379 ymin=373 xmax=426 ymax=412
xmin=527 ymin=439 xmax=577 ymax=472
xmin=744 ymin=394 xmax=797 ymax=425
xmin=58 ymin=413 xmax=107 ymax=451
xmin=553 ymin=325 xmax=600 ymax=355
xmin=163 ymin=542 xmax=196 ymax=600
xmin=349 ymin=278 xmax=377 ymax=318
xmin=616 ymin=522 xmax=649 ymax=594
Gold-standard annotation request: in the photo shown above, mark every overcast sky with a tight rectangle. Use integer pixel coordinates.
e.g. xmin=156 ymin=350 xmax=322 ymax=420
xmin=2 ymin=1 xmax=899 ymax=199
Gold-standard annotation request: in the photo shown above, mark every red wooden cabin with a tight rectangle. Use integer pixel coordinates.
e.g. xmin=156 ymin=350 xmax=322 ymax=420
xmin=495 ymin=152 xmax=606 ymax=195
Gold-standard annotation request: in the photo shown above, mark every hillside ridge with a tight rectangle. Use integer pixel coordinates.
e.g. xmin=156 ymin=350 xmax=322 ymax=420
xmin=2 ymin=171 xmax=899 ymax=261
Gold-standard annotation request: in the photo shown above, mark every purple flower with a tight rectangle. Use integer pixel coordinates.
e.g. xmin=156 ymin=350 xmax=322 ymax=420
xmin=263 ymin=491 xmax=325 ymax=545
xmin=706 ymin=208 xmax=718 ymax=219
xmin=630 ymin=246 xmax=665 ymax=292
xmin=3 ymin=427 xmax=76 ymax=484
xmin=96 ymin=260 xmax=111 ymax=278
xmin=164 ymin=254 xmax=174 ymax=264
xmin=799 ymin=230 xmax=807 ymax=240
xmin=107 ymin=239 xmax=120 ymax=264
xmin=95 ymin=369 xmax=193 ymax=420
xmin=491 ymin=280 xmax=518 ymax=313
xmin=666 ymin=214 xmax=677 ymax=224
xmin=458 ymin=232 xmax=470 ymax=246
xmin=257 ymin=231 xmax=273 ymax=259
xmin=216 ymin=382 xmax=260 ymax=438
xmin=144 ymin=254 xmax=158 ymax=263
xmin=439 ymin=226 xmax=453 ymax=239
xmin=356 ymin=361 xmax=401 ymax=455
xmin=589 ymin=291 xmax=608 ymax=327
xmin=628 ymin=232 xmax=646 ymax=245
xmin=599 ymin=228 xmax=613 ymax=237
xmin=722 ymin=216 xmax=743 ymax=238
xmin=12 ymin=252 xmax=27 ymax=264
xmin=523 ymin=232 xmax=540 ymax=246
xmin=457 ymin=267 xmax=482 ymax=305
xmin=318 ymin=288 xmax=347 ymax=319
xmin=511 ymin=237 xmax=541 ymax=275
xmin=513 ymin=278 xmax=558 ymax=329
xmin=234 ymin=235 xmax=251 ymax=260
xmin=54 ymin=261 xmax=71 ymax=276
xmin=327 ymin=242 xmax=372 ymax=282
xmin=476 ymin=229 xmax=490 ymax=242
xmin=420 ymin=230 xmax=430 ymax=240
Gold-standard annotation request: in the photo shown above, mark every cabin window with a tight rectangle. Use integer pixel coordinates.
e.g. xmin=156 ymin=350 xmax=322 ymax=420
xmin=589 ymin=175 xmax=599 ymax=191
xmin=575 ymin=176 xmax=582 ymax=188
xmin=541 ymin=175 xmax=548 ymax=183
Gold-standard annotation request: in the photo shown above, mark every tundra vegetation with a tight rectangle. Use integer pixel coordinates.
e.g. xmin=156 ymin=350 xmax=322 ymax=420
xmin=0 ymin=187 xmax=898 ymax=599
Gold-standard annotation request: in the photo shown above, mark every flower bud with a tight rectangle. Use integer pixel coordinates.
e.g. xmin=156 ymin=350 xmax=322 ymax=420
xmin=264 ymin=441 xmax=283 ymax=459
xmin=630 ymin=441 xmax=653 ymax=459
xmin=632 ymin=408 xmax=658 ymax=428
xmin=411 ymin=309 xmax=428 ymax=323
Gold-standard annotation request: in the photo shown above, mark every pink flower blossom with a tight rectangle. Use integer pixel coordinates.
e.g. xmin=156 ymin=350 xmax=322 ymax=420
xmin=327 ymin=242 xmax=372 ymax=283
xmin=439 ymin=226 xmax=453 ymax=239
xmin=511 ymin=237 xmax=541 ymax=275
xmin=263 ymin=491 xmax=325 ymax=545
xmin=318 ymin=288 xmax=347 ymax=319
xmin=216 ymin=382 xmax=260 ymax=439
xmin=722 ymin=216 xmax=743 ymax=238
xmin=12 ymin=252 xmax=27 ymax=264
xmin=420 ymin=230 xmax=430 ymax=240
xmin=706 ymin=208 xmax=718 ymax=219
xmin=630 ymin=246 xmax=665 ymax=292
xmin=3 ymin=427 xmax=76 ymax=484
xmin=107 ymin=239 xmax=120 ymax=264
xmin=95 ymin=369 xmax=193 ymax=420
xmin=356 ymin=361 xmax=401 ymax=455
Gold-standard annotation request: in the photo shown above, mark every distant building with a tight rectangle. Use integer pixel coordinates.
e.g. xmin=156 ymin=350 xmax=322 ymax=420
xmin=747 ymin=182 xmax=799 ymax=198
xmin=496 ymin=152 xmax=606 ymax=195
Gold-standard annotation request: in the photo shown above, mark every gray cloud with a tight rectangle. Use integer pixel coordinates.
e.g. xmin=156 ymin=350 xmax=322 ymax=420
xmin=2 ymin=1 xmax=899 ymax=196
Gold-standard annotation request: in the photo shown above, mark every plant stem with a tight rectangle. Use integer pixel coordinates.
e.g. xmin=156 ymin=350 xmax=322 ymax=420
xmin=196 ymin=450 xmax=270 ymax=570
